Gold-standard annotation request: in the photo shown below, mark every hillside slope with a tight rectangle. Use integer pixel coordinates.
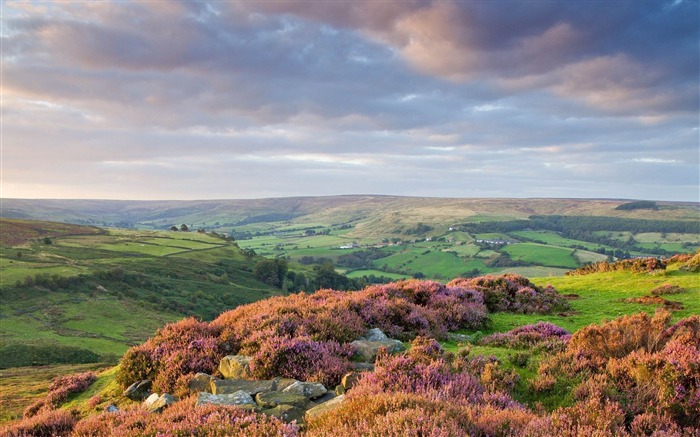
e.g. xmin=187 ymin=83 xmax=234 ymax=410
xmin=0 ymin=219 xmax=284 ymax=367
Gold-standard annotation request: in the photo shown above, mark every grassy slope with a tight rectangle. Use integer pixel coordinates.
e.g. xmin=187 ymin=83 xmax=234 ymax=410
xmin=0 ymin=220 xmax=283 ymax=364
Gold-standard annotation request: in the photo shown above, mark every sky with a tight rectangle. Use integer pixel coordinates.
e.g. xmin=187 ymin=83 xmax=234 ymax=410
xmin=1 ymin=1 xmax=699 ymax=201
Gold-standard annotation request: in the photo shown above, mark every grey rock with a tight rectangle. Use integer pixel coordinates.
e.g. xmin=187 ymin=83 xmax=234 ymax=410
xmin=211 ymin=378 xmax=275 ymax=395
xmin=143 ymin=393 xmax=160 ymax=409
xmin=146 ymin=393 xmax=178 ymax=413
xmin=105 ymin=404 xmax=119 ymax=413
xmin=219 ymin=355 xmax=252 ymax=379
xmin=313 ymin=391 xmax=337 ymax=404
xmin=196 ymin=391 xmax=257 ymax=409
xmin=123 ymin=379 xmax=152 ymax=401
xmin=282 ymin=381 xmax=327 ymax=400
xmin=255 ymin=391 xmax=310 ymax=409
xmin=263 ymin=404 xmax=306 ymax=424
xmin=350 ymin=339 xmax=405 ymax=362
xmin=365 ymin=328 xmax=389 ymax=342
xmin=334 ymin=384 xmax=345 ymax=396
xmin=189 ymin=372 xmax=215 ymax=394
xmin=447 ymin=333 xmax=471 ymax=343
xmin=305 ymin=394 xmax=346 ymax=421
xmin=273 ymin=377 xmax=300 ymax=392
xmin=350 ymin=362 xmax=375 ymax=371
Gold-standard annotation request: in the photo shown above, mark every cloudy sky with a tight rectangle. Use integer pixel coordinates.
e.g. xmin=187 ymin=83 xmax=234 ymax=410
xmin=2 ymin=1 xmax=698 ymax=201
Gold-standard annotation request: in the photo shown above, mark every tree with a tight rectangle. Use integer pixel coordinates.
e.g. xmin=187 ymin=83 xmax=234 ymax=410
xmin=42 ymin=237 xmax=52 ymax=245
xmin=170 ymin=226 xmax=178 ymax=231
xmin=253 ymin=258 xmax=288 ymax=288
xmin=180 ymin=224 xmax=189 ymax=232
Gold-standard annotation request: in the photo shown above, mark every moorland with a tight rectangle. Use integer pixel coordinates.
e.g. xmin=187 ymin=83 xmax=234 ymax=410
xmin=0 ymin=196 xmax=698 ymax=435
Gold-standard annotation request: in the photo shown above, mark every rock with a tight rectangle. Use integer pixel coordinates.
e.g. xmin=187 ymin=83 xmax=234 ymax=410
xmin=365 ymin=328 xmax=389 ymax=341
xmin=143 ymin=393 xmax=160 ymax=409
xmin=350 ymin=339 xmax=405 ymax=362
xmin=96 ymin=285 xmax=108 ymax=293
xmin=146 ymin=393 xmax=178 ymax=413
xmin=105 ymin=404 xmax=119 ymax=413
xmin=189 ymin=373 xmax=215 ymax=394
xmin=350 ymin=362 xmax=375 ymax=372
xmin=263 ymin=404 xmax=306 ymax=424
xmin=335 ymin=384 xmax=345 ymax=396
xmin=255 ymin=391 xmax=310 ymax=409
xmin=219 ymin=355 xmax=252 ymax=379
xmin=282 ymin=381 xmax=327 ymax=400
xmin=196 ymin=391 xmax=258 ymax=410
xmin=211 ymin=378 xmax=275 ymax=396
xmin=123 ymin=379 xmax=152 ymax=401
xmin=273 ymin=377 xmax=300 ymax=392
xmin=447 ymin=333 xmax=471 ymax=343
xmin=305 ymin=394 xmax=346 ymax=421
xmin=341 ymin=372 xmax=363 ymax=390
xmin=313 ymin=391 xmax=337 ymax=404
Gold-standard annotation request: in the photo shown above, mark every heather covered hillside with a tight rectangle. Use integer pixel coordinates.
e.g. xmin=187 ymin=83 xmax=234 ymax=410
xmin=2 ymin=255 xmax=698 ymax=436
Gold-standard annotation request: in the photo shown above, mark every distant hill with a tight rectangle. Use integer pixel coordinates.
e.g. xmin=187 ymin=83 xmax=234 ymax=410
xmin=2 ymin=196 xmax=698 ymax=233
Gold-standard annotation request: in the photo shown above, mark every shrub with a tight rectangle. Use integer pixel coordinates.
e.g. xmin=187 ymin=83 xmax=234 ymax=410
xmin=24 ymin=371 xmax=97 ymax=418
xmin=480 ymin=322 xmax=571 ymax=351
xmin=567 ymin=257 xmax=667 ymax=276
xmin=72 ymin=397 xmax=299 ymax=436
xmin=649 ymin=284 xmax=687 ymax=296
xmin=448 ymin=274 xmax=569 ymax=314
xmin=0 ymin=409 xmax=76 ymax=437
xmin=247 ymin=336 xmax=354 ymax=387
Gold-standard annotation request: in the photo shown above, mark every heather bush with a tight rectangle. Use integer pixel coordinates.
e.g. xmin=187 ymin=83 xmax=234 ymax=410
xmin=0 ymin=409 xmax=76 ymax=437
xmin=72 ymin=397 xmax=299 ymax=436
xmin=649 ymin=283 xmax=687 ymax=296
xmin=116 ymin=317 xmax=224 ymax=397
xmin=523 ymin=397 xmax=629 ymax=437
xmin=247 ymin=336 xmax=354 ymax=387
xmin=448 ymin=274 xmax=569 ymax=314
xmin=567 ymin=257 xmax=667 ymax=276
xmin=23 ymin=371 xmax=96 ymax=418
xmin=480 ymin=322 xmax=571 ymax=351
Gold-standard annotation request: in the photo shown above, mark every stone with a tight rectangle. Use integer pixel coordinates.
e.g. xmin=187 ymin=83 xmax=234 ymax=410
xmin=341 ymin=372 xmax=363 ymax=390
xmin=350 ymin=362 xmax=375 ymax=372
xmin=282 ymin=381 xmax=327 ymax=400
xmin=273 ymin=377 xmax=300 ymax=392
xmin=313 ymin=391 xmax=337 ymax=404
xmin=365 ymin=328 xmax=389 ymax=342
xmin=146 ymin=393 xmax=178 ymax=413
xmin=219 ymin=355 xmax=252 ymax=379
xmin=255 ymin=391 xmax=310 ymax=409
xmin=123 ymin=379 xmax=152 ymax=401
xmin=305 ymin=394 xmax=346 ymax=421
xmin=196 ymin=391 xmax=258 ymax=410
xmin=263 ymin=404 xmax=306 ymax=424
xmin=211 ymin=378 xmax=275 ymax=395
xmin=106 ymin=404 xmax=119 ymax=413
xmin=189 ymin=373 xmax=215 ymax=394
xmin=334 ymin=384 xmax=345 ymax=396
xmin=447 ymin=333 xmax=471 ymax=343
xmin=143 ymin=393 xmax=160 ymax=409
xmin=350 ymin=339 xmax=406 ymax=362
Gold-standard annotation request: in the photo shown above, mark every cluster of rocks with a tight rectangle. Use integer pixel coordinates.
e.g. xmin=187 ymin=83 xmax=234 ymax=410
xmin=122 ymin=328 xmax=405 ymax=426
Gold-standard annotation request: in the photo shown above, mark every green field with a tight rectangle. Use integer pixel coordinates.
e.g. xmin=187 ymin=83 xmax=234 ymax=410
xmin=502 ymin=243 xmax=579 ymax=268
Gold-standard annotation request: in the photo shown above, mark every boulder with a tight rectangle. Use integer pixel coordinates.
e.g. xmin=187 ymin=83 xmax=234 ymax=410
xmin=263 ymin=404 xmax=306 ymax=424
xmin=143 ymin=393 xmax=160 ymax=409
xmin=350 ymin=339 xmax=405 ymax=362
xmin=334 ymin=384 xmax=345 ymax=396
xmin=282 ymin=381 xmax=327 ymax=400
xmin=188 ymin=373 xmax=215 ymax=394
xmin=105 ymin=404 xmax=119 ymax=413
xmin=211 ymin=378 xmax=275 ymax=396
xmin=350 ymin=362 xmax=375 ymax=372
xmin=365 ymin=328 xmax=389 ymax=342
xmin=146 ymin=393 xmax=178 ymax=413
xmin=219 ymin=355 xmax=252 ymax=379
xmin=273 ymin=377 xmax=300 ymax=392
xmin=341 ymin=372 xmax=363 ymax=390
xmin=123 ymin=379 xmax=152 ymax=401
xmin=305 ymin=394 xmax=346 ymax=422
xmin=313 ymin=391 xmax=337 ymax=404
xmin=196 ymin=391 xmax=258 ymax=410
xmin=255 ymin=391 xmax=310 ymax=409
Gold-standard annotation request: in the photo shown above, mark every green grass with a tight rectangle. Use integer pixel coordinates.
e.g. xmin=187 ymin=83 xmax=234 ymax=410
xmin=345 ymin=269 xmax=410 ymax=280
xmin=502 ymin=243 xmax=579 ymax=268
xmin=509 ymin=230 xmax=604 ymax=251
